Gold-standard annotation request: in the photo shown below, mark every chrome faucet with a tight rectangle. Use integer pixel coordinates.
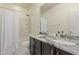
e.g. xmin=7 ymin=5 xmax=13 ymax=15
xmin=65 ymin=31 xmax=73 ymax=40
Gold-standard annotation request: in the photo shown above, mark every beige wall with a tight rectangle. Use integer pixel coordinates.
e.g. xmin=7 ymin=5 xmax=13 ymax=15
xmin=29 ymin=3 xmax=44 ymax=35
xmin=42 ymin=3 xmax=79 ymax=33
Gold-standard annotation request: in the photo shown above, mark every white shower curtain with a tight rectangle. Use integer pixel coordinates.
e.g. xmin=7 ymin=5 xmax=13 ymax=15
xmin=0 ymin=8 xmax=21 ymax=54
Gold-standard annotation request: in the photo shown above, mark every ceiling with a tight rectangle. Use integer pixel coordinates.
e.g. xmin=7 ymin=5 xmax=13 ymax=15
xmin=40 ymin=3 xmax=60 ymax=13
xmin=14 ymin=3 xmax=33 ymax=8
xmin=14 ymin=3 xmax=59 ymax=10
xmin=13 ymin=3 xmax=59 ymax=12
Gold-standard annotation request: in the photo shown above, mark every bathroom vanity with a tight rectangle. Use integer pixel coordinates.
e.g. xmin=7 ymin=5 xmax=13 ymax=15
xmin=30 ymin=37 xmax=54 ymax=55
xmin=30 ymin=35 xmax=79 ymax=55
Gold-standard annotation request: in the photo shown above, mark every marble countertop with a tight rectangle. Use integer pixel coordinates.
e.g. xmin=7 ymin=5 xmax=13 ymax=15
xmin=30 ymin=35 xmax=79 ymax=55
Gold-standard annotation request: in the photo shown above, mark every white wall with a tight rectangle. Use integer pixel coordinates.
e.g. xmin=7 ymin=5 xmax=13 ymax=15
xmin=42 ymin=3 xmax=79 ymax=33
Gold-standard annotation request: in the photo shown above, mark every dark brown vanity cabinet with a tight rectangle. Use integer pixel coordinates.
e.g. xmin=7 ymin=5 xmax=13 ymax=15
xmin=30 ymin=37 xmax=42 ymax=55
xmin=30 ymin=37 xmax=73 ymax=55
xmin=30 ymin=37 xmax=53 ymax=55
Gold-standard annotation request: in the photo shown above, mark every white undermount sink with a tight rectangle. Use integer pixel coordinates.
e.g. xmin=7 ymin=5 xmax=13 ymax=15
xmin=52 ymin=39 xmax=76 ymax=45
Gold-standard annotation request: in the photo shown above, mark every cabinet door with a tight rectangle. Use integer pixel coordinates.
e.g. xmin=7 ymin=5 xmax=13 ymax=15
xmin=42 ymin=42 xmax=52 ymax=55
xmin=51 ymin=46 xmax=57 ymax=55
xmin=30 ymin=37 xmax=35 ymax=55
xmin=34 ymin=39 xmax=42 ymax=55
